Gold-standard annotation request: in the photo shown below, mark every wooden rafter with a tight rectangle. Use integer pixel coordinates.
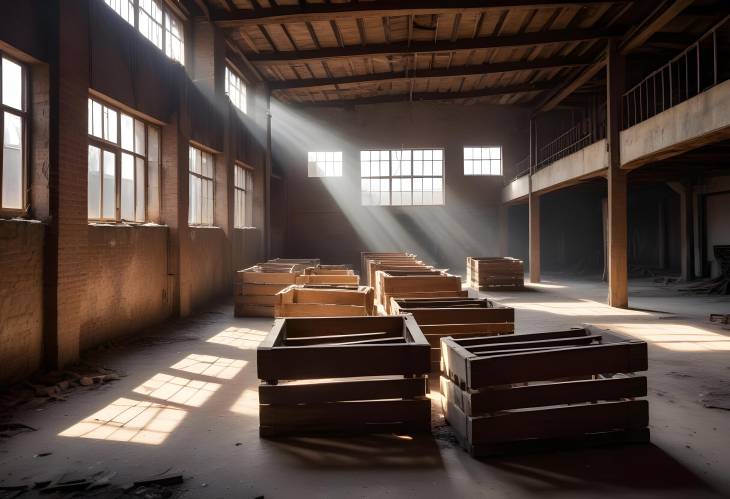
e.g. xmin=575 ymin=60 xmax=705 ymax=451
xmin=295 ymin=80 xmax=555 ymax=106
xmin=269 ymin=55 xmax=591 ymax=90
xmin=212 ymin=1 xmax=622 ymax=27
xmin=247 ymin=28 xmax=618 ymax=65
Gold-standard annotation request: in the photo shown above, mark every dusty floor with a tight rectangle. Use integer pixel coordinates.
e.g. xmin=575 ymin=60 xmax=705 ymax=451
xmin=1 ymin=276 xmax=729 ymax=498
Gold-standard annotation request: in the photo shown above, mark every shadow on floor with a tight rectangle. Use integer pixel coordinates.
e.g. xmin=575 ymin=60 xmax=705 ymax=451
xmin=485 ymin=440 xmax=717 ymax=495
xmin=261 ymin=432 xmax=445 ymax=470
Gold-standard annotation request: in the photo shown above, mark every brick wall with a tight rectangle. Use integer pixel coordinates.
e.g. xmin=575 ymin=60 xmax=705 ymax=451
xmin=79 ymin=226 xmax=170 ymax=350
xmin=0 ymin=220 xmax=44 ymax=384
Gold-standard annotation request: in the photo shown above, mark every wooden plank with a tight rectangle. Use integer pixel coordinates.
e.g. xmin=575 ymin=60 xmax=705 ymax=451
xmin=295 ymin=274 xmax=360 ymax=285
xmin=468 ymin=341 xmax=648 ymax=387
xmin=283 ymin=316 xmax=403 ymax=337
xmin=237 ymin=294 xmax=278 ymax=306
xmin=259 ymin=399 xmax=430 ymax=427
xmin=407 ymin=307 xmax=514 ymax=325
xmin=442 ymin=375 xmax=648 ymax=414
xmin=239 ymin=283 xmax=291 ymax=296
xmin=259 ymin=377 xmax=427 ymax=404
xmin=463 ymin=334 xmax=601 ymax=353
xmin=452 ymin=328 xmax=589 ymax=346
xmin=421 ymin=323 xmax=514 ymax=335
xmin=469 ymin=400 xmax=649 ymax=444
xmin=284 ymin=331 xmax=400 ymax=346
xmin=257 ymin=342 xmax=430 ymax=380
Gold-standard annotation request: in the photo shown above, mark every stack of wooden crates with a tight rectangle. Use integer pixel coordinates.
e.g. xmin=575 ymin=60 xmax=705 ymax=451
xmin=257 ymin=316 xmax=431 ymax=436
xmin=467 ymin=257 xmax=524 ymax=290
xmin=440 ymin=327 xmax=650 ymax=456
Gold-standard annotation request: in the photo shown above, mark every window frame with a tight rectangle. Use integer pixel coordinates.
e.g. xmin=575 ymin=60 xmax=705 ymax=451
xmin=87 ymin=96 xmax=161 ymax=224
xmin=0 ymin=53 xmax=28 ymax=215
xmin=224 ymin=65 xmax=247 ymax=114
xmin=463 ymin=146 xmax=503 ymax=176
xmin=188 ymin=144 xmax=215 ymax=227
xmin=360 ymin=148 xmax=446 ymax=207
xmin=102 ymin=0 xmax=185 ymax=66
xmin=234 ymin=162 xmax=254 ymax=229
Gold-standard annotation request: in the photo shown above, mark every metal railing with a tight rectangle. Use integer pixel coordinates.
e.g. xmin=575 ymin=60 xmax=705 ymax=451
xmin=623 ymin=15 xmax=730 ymax=129
xmin=506 ymin=156 xmax=530 ymax=184
xmin=534 ymin=105 xmax=606 ymax=171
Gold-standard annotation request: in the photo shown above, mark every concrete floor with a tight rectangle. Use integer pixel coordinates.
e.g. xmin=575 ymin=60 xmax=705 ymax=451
xmin=1 ymin=277 xmax=729 ymax=498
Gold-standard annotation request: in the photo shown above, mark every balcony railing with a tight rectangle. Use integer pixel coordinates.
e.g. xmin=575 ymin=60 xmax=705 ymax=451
xmin=622 ymin=15 xmax=730 ymax=129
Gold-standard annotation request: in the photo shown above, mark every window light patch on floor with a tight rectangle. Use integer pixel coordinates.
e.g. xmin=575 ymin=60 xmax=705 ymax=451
xmin=59 ymin=397 xmax=186 ymax=445
xmin=604 ymin=323 xmax=730 ymax=352
xmin=170 ymin=354 xmax=246 ymax=379
xmin=206 ymin=326 xmax=267 ymax=350
xmin=230 ymin=389 xmax=259 ymax=416
xmin=133 ymin=373 xmax=221 ymax=407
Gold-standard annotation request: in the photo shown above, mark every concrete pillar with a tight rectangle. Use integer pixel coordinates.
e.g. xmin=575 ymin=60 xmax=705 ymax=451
xmin=43 ymin=0 xmax=90 ymax=368
xmin=606 ymin=40 xmax=628 ymax=308
xmin=528 ymin=192 xmax=541 ymax=283
xmin=669 ymin=181 xmax=695 ymax=281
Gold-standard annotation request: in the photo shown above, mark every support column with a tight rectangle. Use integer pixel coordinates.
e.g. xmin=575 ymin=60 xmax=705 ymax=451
xmin=528 ymin=117 xmax=540 ymax=282
xmin=669 ymin=181 xmax=695 ymax=281
xmin=264 ymin=90 xmax=272 ymax=259
xmin=606 ymin=40 xmax=628 ymax=307
xmin=529 ymin=193 xmax=541 ymax=283
xmin=44 ymin=0 xmax=90 ymax=368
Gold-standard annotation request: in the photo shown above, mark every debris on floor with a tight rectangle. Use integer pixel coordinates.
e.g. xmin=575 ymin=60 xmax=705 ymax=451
xmin=0 ymin=365 xmax=126 ymax=437
xmin=701 ymin=392 xmax=730 ymax=411
xmin=0 ymin=472 xmax=184 ymax=498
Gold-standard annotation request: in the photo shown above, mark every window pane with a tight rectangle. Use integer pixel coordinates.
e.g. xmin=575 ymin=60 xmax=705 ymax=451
xmin=147 ymin=127 xmax=160 ymax=221
xmin=121 ymin=153 xmax=135 ymax=220
xmin=88 ymin=146 xmax=101 ymax=218
xmin=134 ymin=120 xmax=145 ymax=155
xmin=103 ymin=106 xmax=118 ymax=143
xmin=135 ymin=157 xmax=145 ymax=222
xmin=102 ymin=150 xmax=116 ymax=219
xmin=92 ymin=101 xmax=103 ymax=138
xmin=121 ymin=114 xmax=134 ymax=151
xmin=2 ymin=57 xmax=23 ymax=111
xmin=2 ymin=112 xmax=23 ymax=209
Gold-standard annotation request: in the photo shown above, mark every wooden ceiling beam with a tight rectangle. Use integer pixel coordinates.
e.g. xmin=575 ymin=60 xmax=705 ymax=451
xmin=269 ymin=55 xmax=591 ymax=90
xmin=247 ymin=28 xmax=617 ymax=65
xmin=294 ymin=80 xmax=555 ymax=106
xmin=213 ymin=1 xmax=625 ymax=27
xmin=620 ymin=0 xmax=696 ymax=54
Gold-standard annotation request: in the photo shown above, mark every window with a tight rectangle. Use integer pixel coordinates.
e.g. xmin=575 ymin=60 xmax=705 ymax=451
xmin=87 ymin=97 xmax=161 ymax=222
xmin=308 ymin=151 xmax=342 ymax=177
xmin=189 ymin=145 xmax=214 ymax=226
xmin=464 ymin=146 xmax=502 ymax=175
xmin=234 ymin=164 xmax=253 ymax=228
xmin=225 ymin=66 xmax=247 ymax=114
xmin=360 ymin=149 xmax=444 ymax=206
xmin=165 ymin=11 xmax=184 ymax=64
xmin=1 ymin=55 xmax=27 ymax=212
xmin=139 ymin=0 xmax=164 ymax=51
xmin=104 ymin=0 xmax=133 ymax=25
xmin=101 ymin=0 xmax=184 ymax=65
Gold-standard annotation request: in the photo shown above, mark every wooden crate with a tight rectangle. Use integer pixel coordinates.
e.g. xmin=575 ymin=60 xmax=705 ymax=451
xmin=295 ymin=265 xmax=360 ymax=286
xmin=440 ymin=327 xmax=650 ymax=457
xmin=257 ymin=315 xmax=431 ymax=436
xmin=376 ymin=270 xmax=463 ymax=312
xmin=235 ymin=264 xmax=301 ymax=317
xmin=361 ymin=252 xmax=422 ymax=286
xmin=275 ymin=285 xmax=375 ymax=317
xmin=467 ymin=257 xmax=524 ymax=290
xmin=390 ymin=297 xmax=515 ymax=371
